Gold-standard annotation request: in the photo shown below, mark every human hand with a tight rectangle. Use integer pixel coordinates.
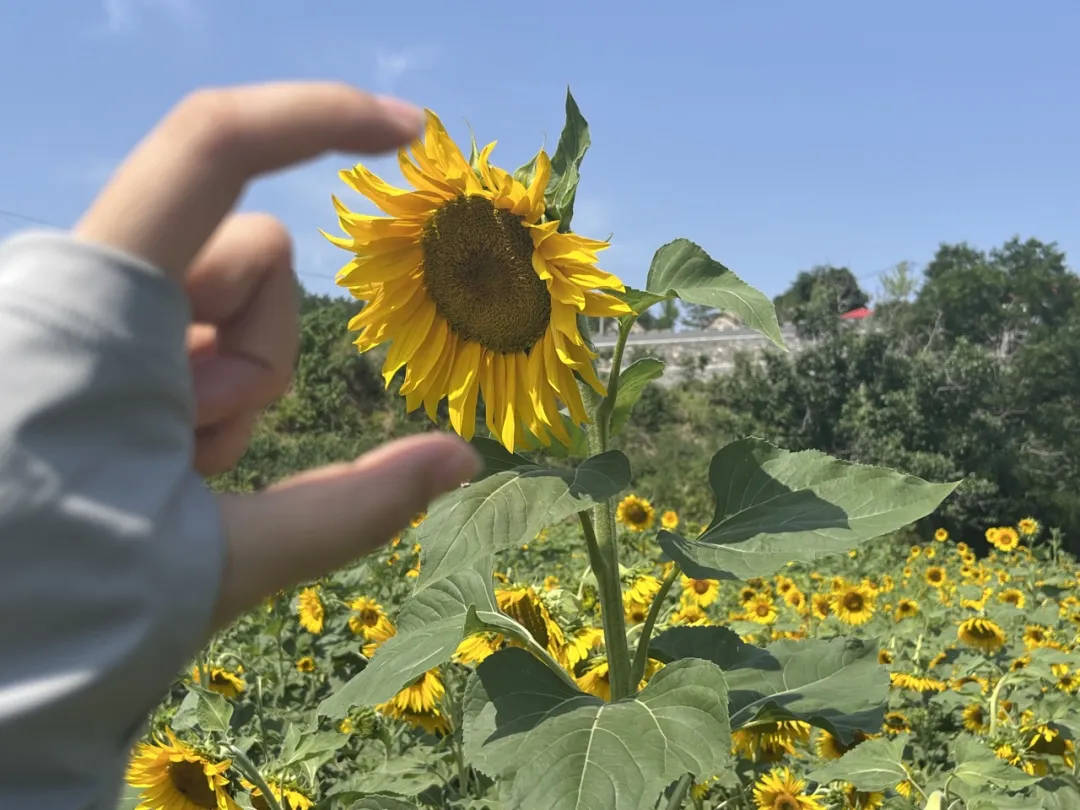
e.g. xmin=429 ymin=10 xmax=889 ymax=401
xmin=74 ymin=83 xmax=481 ymax=628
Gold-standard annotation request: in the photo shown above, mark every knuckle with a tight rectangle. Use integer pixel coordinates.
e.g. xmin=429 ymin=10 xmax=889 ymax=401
xmin=171 ymin=88 xmax=244 ymax=162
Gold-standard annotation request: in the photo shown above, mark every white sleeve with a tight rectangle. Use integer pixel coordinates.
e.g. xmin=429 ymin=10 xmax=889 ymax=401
xmin=0 ymin=231 xmax=224 ymax=809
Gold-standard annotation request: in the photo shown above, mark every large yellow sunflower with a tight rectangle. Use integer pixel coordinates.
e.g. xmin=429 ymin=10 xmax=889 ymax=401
xmin=732 ymin=721 xmax=812 ymax=763
xmin=240 ymin=778 xmax=314 ymax=810
xmin=347 ymin=596 xmax=394 ymax=640
xmin=831 ymin=585 xmax=875 ymax=626
xmin=191 ymin=666 xmax=245 ymax=700
xmin=126 ymin=730 xmax=238 ymax=810
xmin=325 ymin=111 xmax=629 ymax=450
xmin=751 ymin=766 xmax=824 ymax=810
xmin=496 ymin=584 xmax=568 ymax=665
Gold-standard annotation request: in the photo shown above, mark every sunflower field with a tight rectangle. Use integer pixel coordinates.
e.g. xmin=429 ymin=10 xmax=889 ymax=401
xmin=120 ymin=94 xmax=1080 ymax=810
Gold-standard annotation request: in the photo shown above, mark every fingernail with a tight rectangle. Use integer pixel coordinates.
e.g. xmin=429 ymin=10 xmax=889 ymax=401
xmin=375 ymin=95 xmax=425 ymax=137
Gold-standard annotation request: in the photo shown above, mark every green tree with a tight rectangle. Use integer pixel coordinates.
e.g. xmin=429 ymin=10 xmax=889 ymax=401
xmin=773 ymin=265 xmax=869 ymax=337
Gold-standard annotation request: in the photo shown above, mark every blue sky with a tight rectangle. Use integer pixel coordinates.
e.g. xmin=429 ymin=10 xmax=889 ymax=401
xmin=2 ymin=1 xmax=1079 ymax=302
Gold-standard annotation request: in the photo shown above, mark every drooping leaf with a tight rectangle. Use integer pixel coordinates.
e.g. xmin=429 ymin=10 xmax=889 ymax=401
xmin=611 ymin=358 xmax=665 ymax=435
xmin=951 ymin=735 xmax=1042 ymax=790
xmin=652 ymin=630 xmax=887 ymax=744
xmin=318 ymin=564 xmax=573 ymax=718
xmin=417 ymin=451 xmax=630 ymax=587
xmin=810 ymin=734 xmax=911 ymax=792
xmin=545 ymin=89 xmax=590 ymax=230
xmin=660 ymin=438 xmax=958 ymax=581
xmin=327 ymin=752 xmax=442 ymax=802
xmin=463 ymin=648 xmax=730 ymax=810
xmin=171 ymin=685 xmax=233 ymax=734
xmin=645 ymin=239 xmax=785 ymax=348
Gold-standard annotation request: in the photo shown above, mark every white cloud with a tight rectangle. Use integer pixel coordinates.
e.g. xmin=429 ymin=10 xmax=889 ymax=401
xmin=374 ymin=46 xmax=439 ymax=92
xmin=98 ymin=0 xmax=199 ymax=35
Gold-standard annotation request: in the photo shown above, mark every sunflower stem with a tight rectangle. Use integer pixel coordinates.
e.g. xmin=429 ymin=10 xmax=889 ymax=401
xmin=595 ymin=317 xmax=634 ymax=442
xmin=631 ymin=564 xmax=680 ymax=685
xmin=226 ymin=744 xmax=283 ymax=810
xmin=664 ymin=773 xmax=694 ymax=810
xmin=578 ymin=510 xmax=632 ymax=699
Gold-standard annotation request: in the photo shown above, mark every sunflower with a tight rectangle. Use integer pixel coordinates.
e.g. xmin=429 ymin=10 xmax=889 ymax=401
xmin=832 ymin=585 xmax=875 ymax=626
xmin=934 ymin=527 xmax=949 ymax=542
xmin=878 ymin=649 xmax=894 ymax=665
xmin=957 ymin=617 xmax=1006 ymax=653
xmin=681 ymin=575 xmax=720 ymax=607
xmin=751 ymin=766 xmax=824 ymax=810
xmin=882 ymin=711 xmax=911 ymax=735
xmin=672 ymin=602 xmax=709 ymax=625
xmin=814 ymin=729 xmax=850 ymax=760
xmin=841 ymin=785 xmax=885 ymax=810
xmin=924 ymin=566 xmax=947 ymax=587
xmin=496 ymin=584 xmax=568 ymax=665
xmin=963 ymin=703 xmax=990 ymax=734
xmin=295 ymin=657 xmax=315 ymax=673
xmin=454 ymin=631 xmax=503 ymax=665
xmin=325 ymin=112 xmax=629 ymax=451
xmin=746 ymin=594 xmax=779 ymax=625
xmin=1017 ymin=517 xmax=1040 ymax=536
xmin=894 ymin=598 xmax=919 ymax=621
xmin=191 ymin=667 xmax=245 ymax=700
xmin=998 ymin=588 xmax=1026 ymax=609
xmin=296 ymin=587 xmax=324 ymax=635
xmin=811 ymin=593 xmax=833 ymax=620
xmin=565 ymin=626 xmax=605 ymax=668
xmin=1023 ymin=624 xmax=1052 ymax=649
xmin=616 ymin=494 xmax=655 ymax=532
xmin=626 ymin=574 xmax=662 ymax=605
xmin=377 ymin=669 xmax=450 ymax=735
xmin=732 ymin=721 xmax=812 ymax=763
xmin=576 ymin=659 xmax=612 ymax=702
xmin=126 ymin=730 xmax=238 ymax=810
xmin=660 ymin=509 xmax=679 ymax=530
xmin=347 ymin=596 xmax=395 ymax=639
xmin=989 ymin=527 xmax=1021 ymax=552
xmin=240 ymin=779 xmax=314 ymax=810
xmin=890 ymin=672 xmax=946 ymax=693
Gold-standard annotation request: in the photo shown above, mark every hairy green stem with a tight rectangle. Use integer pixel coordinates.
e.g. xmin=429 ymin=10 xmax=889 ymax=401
xmin=631 ymin=565 xmax=680 ymax=685
xmin=664 ymin=773 xmax=694 ymax=810
xmin=578 ymin=510 xmax=632 ymax=699
xmin=226 ymin=744 xmax=283 ymax=810
xmin=987 ymin=673 xmax=1014 ymax=738
xmin=594 ymin=318 xmax=634 ymax=444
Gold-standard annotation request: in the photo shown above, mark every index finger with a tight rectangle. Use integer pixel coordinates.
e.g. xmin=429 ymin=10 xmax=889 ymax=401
xmin=74 ymin=82 xmax=424 ymax=276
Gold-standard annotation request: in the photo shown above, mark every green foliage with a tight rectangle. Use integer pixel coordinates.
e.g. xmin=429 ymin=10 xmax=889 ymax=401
xmin=544 ymin=89 xmax=590 ymax=231
xmin=810 ymin=734 xmax=912 ymax=792
xmin=773 ymin=264 xmax=869 ymax=337
xmin=659 ymin=438 xmax=957 ymax=580
xmin=463 ymin=648 xmax=731 ymax=810
xmin=646 ymin=238 xmax=786 ymax=349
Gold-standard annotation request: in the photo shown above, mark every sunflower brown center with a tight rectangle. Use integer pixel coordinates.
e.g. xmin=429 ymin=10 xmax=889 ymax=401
xmin=625 ymin=504 xmax=648 ymax=524
xmin=167 ymin=760 xmax=217 ymax=808
xmin=421 ymin=195 xmax=551 ymax=354
xmin=843 ymin=593 xmax=865 ymax=611
xmin=693 ymin=580 xmax=710 ymax=595
xmin=775 ymin=795 xmax=799 ymax=810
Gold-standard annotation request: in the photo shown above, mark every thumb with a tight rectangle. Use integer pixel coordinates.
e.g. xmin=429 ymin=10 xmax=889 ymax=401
xmin=211 ymin=432 xmax=481 ymax=628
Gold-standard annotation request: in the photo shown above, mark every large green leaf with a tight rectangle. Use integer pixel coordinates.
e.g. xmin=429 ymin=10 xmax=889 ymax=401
xmin=651 ymin=630 xmax=887 ymax=744
xmin=318 ymin=564 xmax=572 ymax=718
xmin=463 ymin=648 xmax=730 ymax=810
xmin=611 ymin=358 xmax=665 ymax=436
xmin=951 ymin=735 xmax=1042 ymax=791
xmin=810 ymin=734 xmax=911 ymax=792
xmin=417 ymin=451 xmax=629 ymax=587
xmin=545 ymin=89 xmax=590 ymax=230
xmin=616 ymin=287 xmax=670 ymax=318
xmin=172 ymin=685 xmax=233 ymax=734
xmin=660 ymin=438 xmax=957 ymax=581
xmin=645 ymin=239 xmax=785 ymax=348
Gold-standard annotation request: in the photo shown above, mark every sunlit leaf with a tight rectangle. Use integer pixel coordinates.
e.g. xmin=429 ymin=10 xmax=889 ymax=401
xmin=417 ymin=451 xmax=630 ymax=587
xmin=463 ymin=648 xmax=730 ymax=810
xmin=660 ymin=438 xmax=957 ymax=581
xmin=645 ymin=239 xmax=784 ymax=348
xmin=810 ymin=734 xmax=911 ymax=792
xmin=651 ymin=630 xmax=887 ymax=744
